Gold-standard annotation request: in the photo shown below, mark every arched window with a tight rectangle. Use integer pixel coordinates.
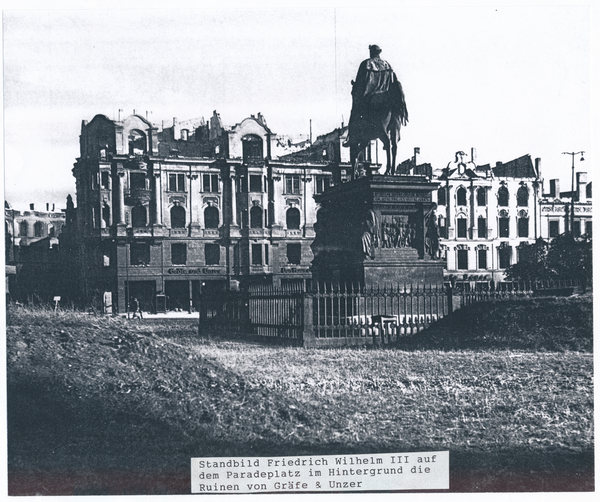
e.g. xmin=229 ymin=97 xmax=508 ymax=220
xmin=34 ymin=221 xmax=43 ymax=237
xmin=498 ymin=186 xmax=509 ymax=207
xmin=170 ymin=205 xmax=186 ymax=228
xmin=456 ymin=187 xmax=467 ymax=206
xmin=250 ymin=205 xmax=263 ymax=228
xmin=128 ymin=129 xmax=147 ymax=155
xmin=477 ymin=187 xmax=487 ymax=206
xmin=242 ymin=135 xmax=263 ymax=163
xmin=131 ymin=205 xmax=147 ymax=227
xmin=286 ymin=207 xmax=301 ymax=229
xmin=437 ymin=187 xmax=446 ymax=206
xmin=19 ymin=221 xmax=28 ymax=237
xmin=517 ymin=186 xmax=529 ymax=207
xmin=204 ymin=206 xmax=219 ymax=229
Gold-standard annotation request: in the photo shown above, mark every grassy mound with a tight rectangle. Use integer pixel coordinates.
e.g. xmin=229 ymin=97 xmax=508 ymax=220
xmin=397 ymin=295 xmax=593 ymax=352
xmin=6 ymin=302 xmax=594 ymax=495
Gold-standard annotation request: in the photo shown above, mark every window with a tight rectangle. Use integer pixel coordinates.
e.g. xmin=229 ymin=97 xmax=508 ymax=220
xmin=131 ymin=205 xmax=147 ymax=227
xmin=34 ymin=221 xmax=43 ymax=238
xmin=437 ymin=187 xmax=446 ymax=206
xmin=205 ymin=244 xmax=220 ymax=265
xmin=549 ymin=220 xmax=559 ymax=238
xmin=285 ymin=175 xmax=301 ymax=195
xmin=499 ymin=217 xmax=509 ymax=238
xmin=181 ymin=129 xmax=189 ymax=141
xmin=456 ymin=187 xmax=467 ymax=206
xmin=101 ymin=171 xmax=110 ymax=189
xmin=286 ymin=208 xmax=301 ymax=230
xmin=250 ymin=206 xmax=263 ymax=228
xmin=264 ymin=244 xmax=269 ymax=265
xmin=249 ymin=175 xmax=262 ymax=192
xmin=204 ymin=206 xmax=219 ymax=229
xmin=169 ymin=173 xmax=186 ymax=192
xmin=19 ymin=221 xmax=28 ymax=236
xmin=128 ymin=129 xmax=146 ymax=155
xmin=457 ymin=218 xmax=467 ymax=238
xmin=498 ymin=186 xmax=509 ymax=207
xmin=242 ymin=135 xmax=263 ymax=162
xmin=457 ymin=249 xmax=468 ymax=270
xmin=202 ymin=174 xmax=219 ymax=193
xmin=130 ymin=173 xmax=146 ymax=190
xmin=585 ymin=221 xmax=592 ymax=237
xmin=499 ymin=246 xmax=511 ymax=269
xmin=572 ymin=220 xmax=581 ymax=237
xmin=130 ymin=243 xmax=150 ymax=265
xmin=477 ymin=217 xmax=487 ymax=238
xmin=48 ymin=225 xmax=55 ymax=238
xmin=252 ymin=243 xmax=263 ymax=265
xmin=438 ymin=216 xmax=447 ymax=238
xmin=287 ymin=243 xmax=301 ymax=264
xmin=517 ymin=186 xmax=529 ymax=207
xmin=518 ymin=217 xmax=529 ymax=238
xmin=171 ymin=243 xmax=187 ymax=265
xmin=316 ymin=176 xmax=330 ymax=194
xmin=477 ymin=187 xmax=486 ymax=206
xmin=478 ymin=249 xmax=487 ymax=269
xmin=171 ymin=205 xmax=186 ymax=228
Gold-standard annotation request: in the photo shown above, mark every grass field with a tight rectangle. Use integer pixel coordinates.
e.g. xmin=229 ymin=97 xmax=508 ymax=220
xmin=6 ymin=295 xmax=594 ymax=495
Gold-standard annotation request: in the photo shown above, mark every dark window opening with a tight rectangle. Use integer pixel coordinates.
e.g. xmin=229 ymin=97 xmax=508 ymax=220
xmin=437 ymin=187 xmax=446 ymax=206
xmin=478 ymin=249 xmax=487 ymax=269
xmin=585 ymin=221 xmax=592 ymax=237
xmin=204 ymin=206 xmax=219 ymax=229
xmin=249 ymin=175 xmax=262 ymax=192
xmin=131 ymin=205 xmax=147 ymax=227
xmin=203 ymin=174 xmax=219 ymax=193
xmin=285 ymin=175 xmax=301 ymax=195
xmin=477 ymin=217 xmax=487 ymax=238
xmin=101 ymin=171 xmax=110 ymax=189
xmin=171 ymin=243 xmax=187 ymax=265
xmin=252 ymin=243 xmax=263 ymax=265
xmin=243 ymin=135 xmax=263 ymax=163
xmin=518 ymin=217 xmax=529 ymax=238
xmin=477 ymin=187 xmax=486 ymax=206
xmin=499 ymin=217 xmax=509 ymax=238
xmin=517 ymin=186 xmax=529 ymax=207
xmin=19 ymin=221 xmax=28 ymax=236
xmin=457 ymin=187 xmax=467 ymax=206
xmin=205 ymin=244 xmax=220 ymax=265
xmin=130 ymin=243 xmax=150 ymax=265
xmin=169 ymin=173 xmax=186 ymax=192
xmin=287 ymin=243 xmax=301 ymax=265
xmin=457 ymin=249 xmax=468 ymax=270
xmin=316 ymin=176 xmax=330 ymax=194
xmin=128 ymin=129 xmax=146 ymax=155
xmin=498 ymin=186 xmax=509 ymax=207
xmin=171 ymin=205 xmax=186 ymax=228
xmin=549 ymin=220 xmax=559 ymax=238
xmin=34 ymin=222 xmax=43 ymax=238
xmin=286 ymin=207 xmax=301 ymax=229
xmin=457 ymin=218 xmax=467 ymax=238
xmin=499 ymin=247 xmax=511 ymax=269
xmin=250 ymin=206 xmax=263 ymax=228
xmin=264 ymin=244 xmax=269 ymax=265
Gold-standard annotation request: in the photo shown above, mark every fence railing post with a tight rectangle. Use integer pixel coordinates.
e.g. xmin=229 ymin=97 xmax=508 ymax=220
xmin=301 ymin=292 xmax=315 ymax=348
xmin=446 ymin=285 xmax=454 ymax=314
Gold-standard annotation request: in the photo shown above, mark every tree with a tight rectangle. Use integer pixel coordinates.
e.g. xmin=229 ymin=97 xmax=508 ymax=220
xmin=505 ymin=238 xmax=550 ymax=281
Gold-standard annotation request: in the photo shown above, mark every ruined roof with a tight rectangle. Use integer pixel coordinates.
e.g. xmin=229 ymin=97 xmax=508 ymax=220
xmin=491 ymin=155 xmax=537 ymax=178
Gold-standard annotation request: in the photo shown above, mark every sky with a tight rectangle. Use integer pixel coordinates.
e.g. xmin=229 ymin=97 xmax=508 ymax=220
xmin=2 ymin=3 xmax=592 ymax=211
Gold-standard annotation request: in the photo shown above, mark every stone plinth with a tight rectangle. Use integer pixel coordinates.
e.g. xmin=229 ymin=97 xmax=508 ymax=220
xmin=312 ymin=175 xmax=444 ymax=287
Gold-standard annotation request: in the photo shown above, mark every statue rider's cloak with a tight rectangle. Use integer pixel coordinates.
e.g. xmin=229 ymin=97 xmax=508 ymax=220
xmin=346 ymin=56 xmax=408 ymax=145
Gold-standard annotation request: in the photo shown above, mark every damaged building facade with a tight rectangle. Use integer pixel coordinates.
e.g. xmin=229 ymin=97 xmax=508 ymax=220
xmin=66 ymin=112 xmax=333 ymax=313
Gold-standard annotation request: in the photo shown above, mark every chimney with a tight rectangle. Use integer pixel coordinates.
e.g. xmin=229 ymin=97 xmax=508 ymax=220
xmin=30 ymin=203 xmax=34 ymax=210
xmin=577 ymin=172 xmax=587 ymax=202
xmin=471 ymin=147 xmax=477 ymax=165
xmin=52 ymin=204 xmax=55 ymax=211
xmin=549 ymin=179 xmax=560 ymax=198
xmin=46 ymin=203 xmax=49 ymax=211
xmin=535 ymin=158 xmax=541 ymax=178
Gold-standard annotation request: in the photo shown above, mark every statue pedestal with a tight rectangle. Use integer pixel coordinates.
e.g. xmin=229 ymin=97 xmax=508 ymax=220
xmin=312 ymin=175 xmax=444 ymax=287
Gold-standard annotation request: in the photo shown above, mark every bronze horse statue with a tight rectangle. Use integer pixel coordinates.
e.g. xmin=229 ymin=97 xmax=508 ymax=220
xmin=344 ymin=47 xmax=408 ymax=178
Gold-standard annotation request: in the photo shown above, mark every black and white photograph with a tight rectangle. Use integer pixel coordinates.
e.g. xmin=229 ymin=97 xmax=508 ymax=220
xmin=2 ymin=1 xmax=595 ymax=498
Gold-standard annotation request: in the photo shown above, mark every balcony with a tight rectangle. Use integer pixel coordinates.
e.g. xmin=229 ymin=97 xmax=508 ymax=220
xmin=125 ymin=188 xmax=152 ymax=205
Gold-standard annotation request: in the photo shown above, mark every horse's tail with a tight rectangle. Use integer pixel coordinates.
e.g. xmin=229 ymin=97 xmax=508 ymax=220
xmin=391 ymin=78 xmax=408 ymax=127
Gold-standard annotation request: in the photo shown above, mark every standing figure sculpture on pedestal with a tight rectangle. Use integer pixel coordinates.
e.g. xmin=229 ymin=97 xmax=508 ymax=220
xmin=343 ymin=45 xmax=409 ymax=178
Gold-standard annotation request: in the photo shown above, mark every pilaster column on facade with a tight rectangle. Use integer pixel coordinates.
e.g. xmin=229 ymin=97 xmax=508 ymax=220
xmin=117 ymin=171 xmax=126 ymax=224
xmin=446 ymin=244 xmax=456 ymax=270
xmin=230 ymin=173 xmax=238 ymax=226
xmin=153 ymin=172 xmax=162 ymax=225
xmin=468 ymin=247 xmax=477 ymax=272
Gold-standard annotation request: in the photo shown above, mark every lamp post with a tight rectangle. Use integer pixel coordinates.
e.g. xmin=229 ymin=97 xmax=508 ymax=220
xmin=562 ymin=151 xmax=585 ymax=234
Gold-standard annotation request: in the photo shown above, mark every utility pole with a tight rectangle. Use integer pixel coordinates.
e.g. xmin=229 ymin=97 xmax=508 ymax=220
xmin=562 ymin=151 xmax=585 ymax=233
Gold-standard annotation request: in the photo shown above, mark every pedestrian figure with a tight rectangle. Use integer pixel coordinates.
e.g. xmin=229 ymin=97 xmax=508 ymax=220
xmin=131 ymin=297 xmax=143 ymax=320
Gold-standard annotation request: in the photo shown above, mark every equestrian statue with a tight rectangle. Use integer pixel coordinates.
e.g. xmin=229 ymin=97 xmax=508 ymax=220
xmin=343 ymin=45 xmax=408 ymax=178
